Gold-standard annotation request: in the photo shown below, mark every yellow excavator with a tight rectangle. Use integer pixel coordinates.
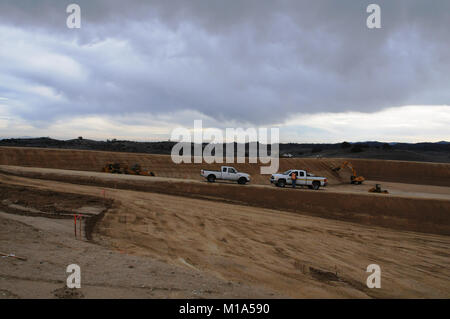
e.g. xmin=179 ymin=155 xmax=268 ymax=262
xmin=332 ymin=161 xmax=365 ymax=184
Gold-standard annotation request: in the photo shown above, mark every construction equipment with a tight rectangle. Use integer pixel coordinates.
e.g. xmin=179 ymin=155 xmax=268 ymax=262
xmin=102 ymin=163 xmax=124 ymax=174
xmin=102 ymin=163 xmax=154 ymax=176
xmin=369 ymin=184 xmax=389 ymax=194
xmin=332 ymin=161 xmax=365 ymax=184
xmin=129 ymin=163 xmax=155 ymax=176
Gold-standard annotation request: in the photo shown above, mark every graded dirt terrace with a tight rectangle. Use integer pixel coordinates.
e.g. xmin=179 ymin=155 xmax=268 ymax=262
xmin=0 ymin=147 xmax=449 ymax=298
xmin=1 ymin=146 xmax=449 ymax=186
xmin=1 ymin=165 xmax=449 ymax=236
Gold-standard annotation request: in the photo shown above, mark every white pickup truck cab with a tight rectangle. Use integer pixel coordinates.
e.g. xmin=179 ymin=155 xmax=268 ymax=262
xmin=270 ymin=169 xmax=328 ymax=190
xmin=201 ymin=166 xmax=251 ymax=185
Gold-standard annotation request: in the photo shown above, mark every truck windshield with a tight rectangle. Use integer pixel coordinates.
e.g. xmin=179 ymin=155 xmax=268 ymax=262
xmin=283 ymin=170 xmax=291 ymax=175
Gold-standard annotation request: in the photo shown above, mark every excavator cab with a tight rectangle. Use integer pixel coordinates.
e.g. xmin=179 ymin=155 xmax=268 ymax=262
xmin=350 ymin=175 xmax=365 ymax=184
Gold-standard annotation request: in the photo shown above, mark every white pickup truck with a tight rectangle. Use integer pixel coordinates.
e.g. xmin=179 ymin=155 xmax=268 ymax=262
xmin=270 ymin=169 xmax=328 ymax=190
xmin=201 ymin=166 xmax=251 ymax=185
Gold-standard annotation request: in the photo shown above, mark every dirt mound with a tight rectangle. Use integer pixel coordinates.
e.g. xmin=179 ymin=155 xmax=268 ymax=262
xmin=0 ymin=146 xmax=449 ymax=186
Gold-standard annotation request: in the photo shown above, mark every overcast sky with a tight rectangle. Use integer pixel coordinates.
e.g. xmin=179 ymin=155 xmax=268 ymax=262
xmin=0 ymin=0 xmax=449 ymax=142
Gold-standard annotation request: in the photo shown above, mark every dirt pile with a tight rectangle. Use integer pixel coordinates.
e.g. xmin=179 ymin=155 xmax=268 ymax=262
xmin=1 ymin=147 xmax=449 ymax=186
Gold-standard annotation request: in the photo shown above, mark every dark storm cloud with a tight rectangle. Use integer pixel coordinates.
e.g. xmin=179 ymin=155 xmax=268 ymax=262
xmin=0 ymin=0 xmax=449 ymax=126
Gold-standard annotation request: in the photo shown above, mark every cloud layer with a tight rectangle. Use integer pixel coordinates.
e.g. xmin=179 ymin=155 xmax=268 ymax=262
xmin=0 ymin=1 xmax=449 ymax=141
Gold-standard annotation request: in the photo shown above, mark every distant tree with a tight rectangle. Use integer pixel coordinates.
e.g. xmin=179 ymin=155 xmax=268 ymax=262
xmin=382 ymin=143 xmax=392 ymax=150
xmin=78 ymin=136 xmax=83 ymax=140
xmin=311 ymin=147 xmax=322 ymax=153
xmin=341 ymin=141 xmax=351 ymax=149
xmin=350 ymin=145 xmax=363 ymax=153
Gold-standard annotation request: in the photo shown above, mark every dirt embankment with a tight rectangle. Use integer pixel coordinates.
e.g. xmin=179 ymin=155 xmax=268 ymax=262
xmin=2 ymin=167 xmax=449 ymax=236
xmin=0 ymin=146 xmax=449 ymax=186
xmin=0 ymin=182 xmax=113 ymax=240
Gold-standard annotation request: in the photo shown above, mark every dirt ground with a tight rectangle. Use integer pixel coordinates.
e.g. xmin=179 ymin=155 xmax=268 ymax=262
xmin=0 ymin=171 xmax=449 ymax=298
xmin=2 ymin=165 xmax=449 ymax=235
xmin=326 ymin=180 xmax=450 ymax=200
xmin=0 ymin=147 xmax=449 ymax=298
xmin=0 ymin=185 xmax=279 ymax=299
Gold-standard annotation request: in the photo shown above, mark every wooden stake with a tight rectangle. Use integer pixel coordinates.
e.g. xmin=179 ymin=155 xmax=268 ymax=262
xmin=79 ymin=214 xmax=82 ymax=239
xmin=74 ymin=214 xmax=77 ymax=238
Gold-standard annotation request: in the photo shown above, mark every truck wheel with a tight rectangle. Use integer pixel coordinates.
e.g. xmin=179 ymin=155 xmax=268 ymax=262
xmin=312 ymin=181 xmax=320 ymax=190
xmin=238 ymin=177 xmax=247 ymax=185
xmin=277 ymin=179 xmax=286 ymax=188
xmin=207 ymin=175 xmax=216 ymax=183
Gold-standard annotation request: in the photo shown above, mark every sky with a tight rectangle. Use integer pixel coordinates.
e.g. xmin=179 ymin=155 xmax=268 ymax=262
xmin=0 ymin=0 xmax=449 ymax=143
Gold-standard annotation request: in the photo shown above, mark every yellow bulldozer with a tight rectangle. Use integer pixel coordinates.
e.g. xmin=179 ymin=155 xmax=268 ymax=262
xmin=102 ymin=163 xmax=155 ymax=176
xmin=332 ymin=161 xmax=365 ymax=184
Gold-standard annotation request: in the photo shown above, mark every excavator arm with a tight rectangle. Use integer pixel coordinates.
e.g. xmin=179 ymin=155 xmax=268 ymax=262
xmin=332 ymin=161 xmax=365 ymax=184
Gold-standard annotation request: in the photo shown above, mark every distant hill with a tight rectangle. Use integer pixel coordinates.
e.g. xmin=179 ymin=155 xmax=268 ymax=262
xmin=0 ymin=137 xmax=449 ymax=163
